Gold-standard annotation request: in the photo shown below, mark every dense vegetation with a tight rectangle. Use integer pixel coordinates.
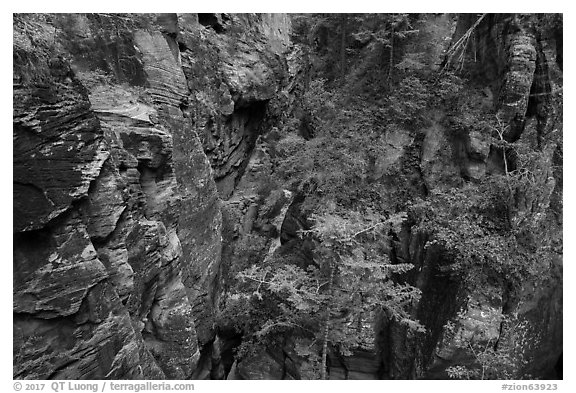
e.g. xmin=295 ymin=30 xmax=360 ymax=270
xmin=218 ymin=13 xmax=562 ymax=379
xmin=12 ymin=12 xmax=561 ymax=381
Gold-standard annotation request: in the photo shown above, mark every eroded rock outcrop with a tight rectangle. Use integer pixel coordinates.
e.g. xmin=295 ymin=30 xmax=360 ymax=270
xmin=13 ymin=13 xmax=290 ymax=380
xmin=376 ymin=13 xmax=562 ymax=380
xmin=177 ymin=13 xmax=290 ymax=199
xmin=13 ymin=13 xmax=561 ymax=381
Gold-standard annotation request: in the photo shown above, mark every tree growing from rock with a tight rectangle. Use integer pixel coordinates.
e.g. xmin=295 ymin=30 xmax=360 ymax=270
xmin=232 ymin=207 xmax=423 ymax=379
xmin=445 ymin=312 xmax=536 ymax=380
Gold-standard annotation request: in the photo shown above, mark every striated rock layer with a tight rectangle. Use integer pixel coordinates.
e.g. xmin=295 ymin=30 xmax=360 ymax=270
xmin=13 ymin=13 xmax=290 ymax=379
xmin=13 ymin=13 xmax=561 ymax=380
xmin=377 ymin=13 xmax=562 ymax=380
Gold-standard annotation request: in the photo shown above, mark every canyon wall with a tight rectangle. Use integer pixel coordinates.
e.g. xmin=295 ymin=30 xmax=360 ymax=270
xmin=13 ymin=13 xmax=290 ymax=379
xmin=216 ymin=13 xmax=563 ymax=380
xmin=13 ymin=13 xmax=561 ymax=380
xmin=377 ymin=13 xmax=563 ymax=379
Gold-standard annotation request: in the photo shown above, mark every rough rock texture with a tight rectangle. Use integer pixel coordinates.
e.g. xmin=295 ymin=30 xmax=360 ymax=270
xmin=420 ymin=112 xmax=463 ymax=190
xmin=177 ymin=13 xmax=290 ymax=199
xmin=328 ymin=349 xmax=379 ymax=380
xmin=13 ymin=13 xmax=561 ymax=380
xmin=376 ymin=13 xmax=562 ymax=380
xmin=13 ymin=13 xmax=290 ymax=380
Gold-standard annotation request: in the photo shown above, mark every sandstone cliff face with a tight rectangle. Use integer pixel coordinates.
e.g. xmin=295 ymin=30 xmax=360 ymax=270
xmin=376 ymin=14 xmax=563 ymax=379
xmin=13 ymin=13 xmax=561 ymax=381
xmin=13 ymin=13 xmax=290 ymax=379
xmin=177 ymin=13 xmax=290 ymax=199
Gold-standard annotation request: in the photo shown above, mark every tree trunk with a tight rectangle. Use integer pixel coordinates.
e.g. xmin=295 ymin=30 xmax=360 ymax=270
xmin=387 ymin=28 xmax=394 ymax=88
xmin=340 ymin=14 xmax=347 ymax=80
xmin=320 ymin=263 xmax=334 ymax=380
xmin=320 ymin=312 xmax=330 ymax=380
xmin=357 ymin=294 xmax=364 ymax=334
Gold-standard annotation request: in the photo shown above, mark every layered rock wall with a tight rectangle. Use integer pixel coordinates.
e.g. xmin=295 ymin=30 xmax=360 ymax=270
xmin=377 ymin=13 xmax=562 ymax=379
xmin=13 ymin=13 xmax=561 ymax=380
xmin=13 ymin=13 xmax=290 ymax=380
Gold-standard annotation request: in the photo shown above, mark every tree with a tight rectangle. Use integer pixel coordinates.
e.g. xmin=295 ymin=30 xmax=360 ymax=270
xmin=232 ymin=207 xmax=423 ymax=379
xmin=445 ymin=312 xmax=535 ymax=380
xmin=441 ymin=14 xmax=487 ymax=73
xmin=408 ymin=178 xmax=540 ymax=286
xmin=409 ymin=162 xmax=558 ymax=379
xmin=305 ymin=208 xmax=423 ymax=378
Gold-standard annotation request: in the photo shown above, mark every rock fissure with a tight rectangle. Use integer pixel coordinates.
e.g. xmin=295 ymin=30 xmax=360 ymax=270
xmin=13 ymin=13 xmax=562 ymax=380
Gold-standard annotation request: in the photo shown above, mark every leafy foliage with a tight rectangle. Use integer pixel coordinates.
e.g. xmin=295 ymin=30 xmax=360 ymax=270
xmin=445 ymin=313 xmax=536 ymax=380
xmin=220 ymin=13 xmax=561 ymax=380
xmin=386 ymin=75 xmax=432 ymax=127
xmin=408 ymin=175 xmax=546 ymax=287
xmin=223 ymin=206 xmax=423 ymax=378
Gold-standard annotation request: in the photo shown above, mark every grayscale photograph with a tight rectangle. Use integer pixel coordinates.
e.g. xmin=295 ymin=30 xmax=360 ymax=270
xmin=13 ymin=12 xmax=563 ymax=381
